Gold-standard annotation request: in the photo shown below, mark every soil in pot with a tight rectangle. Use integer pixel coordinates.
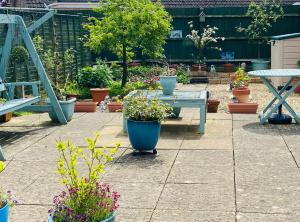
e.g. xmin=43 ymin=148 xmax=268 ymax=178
xmin=232 ymin=87 xmax=250 ymax=103
xmin=127 ymin=119 xmax=160 ymax=151
xmin=90 ymin=88 xmax=110 ymax=104
xmin=207 ymin=100 xmax=220 ymax=113
xmin=108 ymin=102 xmax=123 ymax=112
xmin=0 ymin=201 xmax=9 ymax=222
xmin=224 ymin=63 xmax=234 ymax=73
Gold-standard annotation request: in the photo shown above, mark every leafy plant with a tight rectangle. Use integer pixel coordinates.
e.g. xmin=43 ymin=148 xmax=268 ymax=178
xmin=233 ymin=68 xmax=251 ymax=88
xmin=76 ymin=60 xmax=113 ymax=89
xmin=84 ymin=0 xmax=172 ymax=87
xmin=109 ymin=81 xmax=145 ymax=98
xmin=33 ymin=35 xmax=75 ymax=100
xmin=176 ymin=66 xmax=190 ymax=84
xmin=0 ymin=98 xmax=6 ymax=104
xmin=11 ymin=45 xmax=29 ymax=64
xmin=124 ymin=95 xmax=172 ymax=122
xmin=236 ymin=0 xmax=284 ymax=58
xmin=186 ymin=22 xmax=224 ymax=63
xmin=49 ymin=134 xmax=120 ymax=222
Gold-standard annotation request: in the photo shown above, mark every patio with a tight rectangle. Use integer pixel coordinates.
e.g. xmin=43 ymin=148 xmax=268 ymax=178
xmin=0 ymin=85 xmax=300 ymax=222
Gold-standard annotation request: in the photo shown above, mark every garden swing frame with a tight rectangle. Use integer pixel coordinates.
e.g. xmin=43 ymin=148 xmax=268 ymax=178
xmin=0 ymin=10 xmax=68 ymax=160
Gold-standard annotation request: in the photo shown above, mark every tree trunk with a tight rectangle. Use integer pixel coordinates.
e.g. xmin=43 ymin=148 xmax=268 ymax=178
xmin=121 ymin=44 xmax=128 ymax=87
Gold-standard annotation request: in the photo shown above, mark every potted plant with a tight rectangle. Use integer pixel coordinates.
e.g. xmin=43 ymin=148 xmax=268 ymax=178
xmin=187 ymin=22 xmax=224 ymax=72
xmin=108 ymin=96 xmax=123 ymax=112
xmin=33 ymin=36 xmax=77 ymax=123
xmin=0 ymin=161 xmax=17 ymax=222
xmin=77 ymin=60 xmax=113 ymax=104
xmin=237 ymin=0 xmax=283 ymax=70
xmin=124 ymin=95 xmax=172 ymax=154
xmin=159 ymin=67 xmax=177 ymax=95
xmin=48 ymin=134 xmax=120 ymax=222
xmin=224 ymin=63 xmax=234 ymax=73
xmin=232 ymin=68 xmax=251 ymax=103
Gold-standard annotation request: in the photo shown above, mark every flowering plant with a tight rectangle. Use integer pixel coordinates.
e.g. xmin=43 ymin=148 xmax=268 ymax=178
xmin=233 ymin=68 xmax=251 ymax=88
xmin=124 ymin=95 xmax=172 ymax=122
xmin=186 ymin=21 xmax=224 ymax=63
xmin=0 ymin=161 xmax=17 ymax=209
xmin=49 ymin=134 xmax=121 ymax=222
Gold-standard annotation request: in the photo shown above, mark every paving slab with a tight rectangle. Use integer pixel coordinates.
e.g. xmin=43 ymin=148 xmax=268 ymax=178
xmin=236 ymin=212 xmax=300 ymax=222
xmin=104 ymin=150 xmax=177 ymax=183
xmin=110 ymin=182 xmax=164 ymax=209
xmin=116 ymin=208 xmax=152 ymax=222
xmin=151 ymin=209 xmax=235 ymax=222
xmin=157 ymin=183 xmax=235 ymax=211
xmin=9 ymin=205 xmax=49 ymax=222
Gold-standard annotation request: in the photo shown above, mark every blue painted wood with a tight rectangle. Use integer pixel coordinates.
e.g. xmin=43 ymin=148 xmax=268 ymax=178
xmin=272 ymin=33 xmax=300 ymax=41
xmin=0 ymin=145 xmax=5 ymax=161
xmin=0 ymin=24 xmax=15 ymax=80
xmin=123 ymin=90 xmax=208 ymax=134
xmin=27 ymin=10 xmax=55 ymax=34
xmin=0 ymin=97 xmax=40 ymax=116
xmin=248 ymin=70 xmax=300 ymax=124
xmin=16 ymin=15 xmax=67 ymax=124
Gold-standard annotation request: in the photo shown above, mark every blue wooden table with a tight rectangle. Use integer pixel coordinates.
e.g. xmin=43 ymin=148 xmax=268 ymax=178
xmin=123 ymin=90 xmax=208 ymax=134
xmin=248 ymin=69 xmax=300 ymax=124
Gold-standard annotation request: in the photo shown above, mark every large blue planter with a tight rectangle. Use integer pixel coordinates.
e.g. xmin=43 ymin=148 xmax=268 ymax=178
xmin=127 ymin=119 xmax=161 ymax=151
xmin=0 ymin=202 xmax=9 ymax=222
xmin=47 ymin=98 xmax=76 ymax=123
xmin=252 ymin=60 xmax=269 ymax=71
xmin=160 ymin=76 xmax=177 ymax=95
xmin=48 ymin=212 xmax=115 ymax=222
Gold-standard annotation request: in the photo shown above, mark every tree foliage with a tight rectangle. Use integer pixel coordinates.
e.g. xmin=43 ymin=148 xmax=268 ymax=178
xmin=237 ymin=0 xmax=284 ymax=58
xmin=84 ymin=0 xmax=172 ymax=86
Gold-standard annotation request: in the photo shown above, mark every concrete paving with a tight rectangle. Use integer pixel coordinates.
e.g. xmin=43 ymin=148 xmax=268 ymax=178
xmin=0 ymin=109 xmax=300 ymax=222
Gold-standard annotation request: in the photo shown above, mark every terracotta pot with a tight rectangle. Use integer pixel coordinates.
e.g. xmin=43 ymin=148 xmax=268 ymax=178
xmin=207 ymin=99 xmax=220 ymax=113
xmin=292 ymin=78 xmax=300 ymax=94
xmin=191 ymin=64 xmax=201 ymax=71
xmin=224 ymin=63 xmax=234 ymax=73
xmin=74 ymin=101 xmax=97 ymax=112
xmin=108 ymin=102 xmax=123 ymax=112
xmin=90 ymin=88 xmax=110 ymax=104
xmin=0 ymin=113 xmax=12 ymax=122
xmin=228 ymin=103 xmax=258 ymax=114
xmin=232 ymin=87 xmax=250 ymax=103
xmin=169 ymin=64 xmax=179 ymax=69
xmin=128 ymin=62 xmax=141 ymax=67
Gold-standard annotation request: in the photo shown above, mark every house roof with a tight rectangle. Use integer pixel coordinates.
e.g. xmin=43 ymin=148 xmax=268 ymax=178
xmin=3 ymin=0 xmax=300 ymax=9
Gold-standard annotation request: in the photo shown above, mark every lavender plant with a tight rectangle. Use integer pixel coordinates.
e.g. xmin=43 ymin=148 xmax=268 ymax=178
xmin=49 ymin=133 xmax=120 ymax=222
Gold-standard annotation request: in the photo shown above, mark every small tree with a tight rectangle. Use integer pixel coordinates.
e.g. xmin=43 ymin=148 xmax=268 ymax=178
xmin=236 ymin=0 xmax=284 ymax=59
xmin=84 ymin=0 xmax=172 ymax=87
xmin=186 ymin=21 xmax=224 ymax=64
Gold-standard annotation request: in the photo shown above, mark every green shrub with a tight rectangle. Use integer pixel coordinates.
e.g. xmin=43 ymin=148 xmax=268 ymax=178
xmin=11 ymin=45 xmax=29 ymax=64
xmin=76 ymin=60 xmax=113 ymax=88
xmin=176 ymin=66 xmax=190 ymax=84
xmin=109 ymin=81 xmax=146 ymax=98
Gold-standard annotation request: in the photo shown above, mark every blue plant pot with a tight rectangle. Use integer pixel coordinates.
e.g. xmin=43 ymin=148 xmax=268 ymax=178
xmin=47 ymin=98 xmax=76 ymax=123
xmin=252 ymin=60 xmax=269 ymax=71
xmin=0 ymin=202 xmax=9 ymax=222
xmin=48 ymin=212 xmax=116 ymax=222
xmin=160 ymin=76 xmax=177 ymax=95
xmin=171 ymin=107 xmax=181 ymax=118
xmin=127 ymin=119 xmax=161 ymax=151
